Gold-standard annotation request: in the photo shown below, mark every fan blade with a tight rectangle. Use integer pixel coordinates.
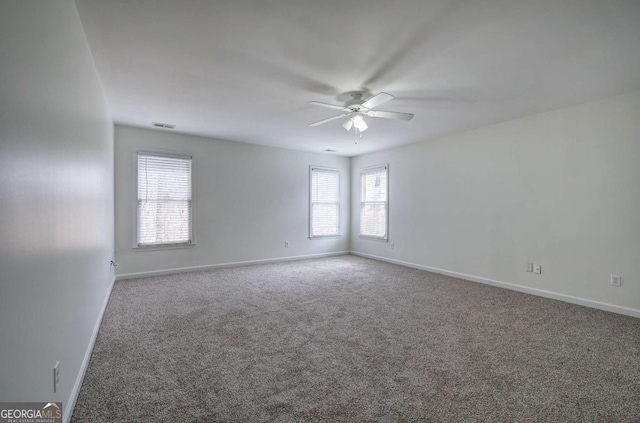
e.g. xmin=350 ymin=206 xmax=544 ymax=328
xmin=309 ymin=114 xmax=349 ymax=127
xmin=361 ymin=92 xmax=394 ymax=110
xmin=308 ymin=101 xmax=346 ymax=111
xmin=365 ymin=110 xmax=414 ymax=120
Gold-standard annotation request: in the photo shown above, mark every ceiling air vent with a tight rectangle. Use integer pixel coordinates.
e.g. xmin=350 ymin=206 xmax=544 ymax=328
xmin=324 ymin=149 xmax=337 ymax=153
xmin=152 ymin=122 xmax=175 ymax=129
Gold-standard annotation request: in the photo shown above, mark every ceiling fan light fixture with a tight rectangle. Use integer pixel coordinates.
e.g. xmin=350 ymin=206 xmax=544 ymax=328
xmin=308 ymin=92 xmax=410 ymax=135
xmin=353 ymin=114 xmax=368 ymax=132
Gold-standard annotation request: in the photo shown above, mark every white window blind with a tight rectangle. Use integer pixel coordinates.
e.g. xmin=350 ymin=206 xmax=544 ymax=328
xmin=310 ymin=167 xmax=340 ymax=237
xmin=360 ymin=165 xmax=388 ymax=239
xmin=137 ymin=152 xmax=192 ymax=247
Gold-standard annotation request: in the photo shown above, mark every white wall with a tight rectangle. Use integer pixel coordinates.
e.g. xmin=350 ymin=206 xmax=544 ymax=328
xmin=115 ymin=125 xmax=350 ymax=276
xmin=351 ymin=90 xmax=640 ymax=313
xmin=0 ymin=0 xmax=114 ymax=418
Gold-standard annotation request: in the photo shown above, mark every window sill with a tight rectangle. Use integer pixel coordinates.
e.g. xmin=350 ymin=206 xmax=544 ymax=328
xmin=359 ymin=235 xmax=388 ymax=242
xmin=309 ymin=235 xmax=342 ymax=240
xmin=134 ymin=243 xmax=196 ymax=252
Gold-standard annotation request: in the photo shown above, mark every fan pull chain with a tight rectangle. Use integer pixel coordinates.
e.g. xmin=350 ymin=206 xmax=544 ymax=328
xmin=354 ymin=128 xmax=363 ymax=144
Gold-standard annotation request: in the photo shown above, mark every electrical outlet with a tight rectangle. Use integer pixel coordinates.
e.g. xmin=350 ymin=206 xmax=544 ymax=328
xmin=526 ymin=263 xmax=533 ymax=272
xmin=610 ymin=274 xmax=621 ymax=287
xmin=390 ymin=243 xmax=395 ymax=250
xmin=284 ymin=241 xmax=289 ymax=248
xmin=53 ymin=362 xmax=60 ymax=393
xmin=533 ymin=264 xmax=541 ymax=274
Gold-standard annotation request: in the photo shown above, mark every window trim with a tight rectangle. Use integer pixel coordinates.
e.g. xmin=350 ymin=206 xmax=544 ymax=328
xmin=359 ymin=163 xmax=389 ymax=241
xmin=309 ymin=165 xmax=341 ymax=239
xmin=134 ymin=149 xmax=196 ymax=250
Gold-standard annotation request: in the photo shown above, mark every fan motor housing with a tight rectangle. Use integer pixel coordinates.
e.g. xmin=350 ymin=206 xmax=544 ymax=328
xmin=345 ymin=93 xmax=366 ymax=111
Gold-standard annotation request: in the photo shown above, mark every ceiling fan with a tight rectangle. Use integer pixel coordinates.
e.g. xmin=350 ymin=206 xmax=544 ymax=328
xmin=308 ymin=92 xmax=414 ymax=135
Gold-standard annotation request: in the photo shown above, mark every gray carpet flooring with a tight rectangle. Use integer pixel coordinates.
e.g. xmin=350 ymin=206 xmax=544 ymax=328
xmin=72 ymin=255 xmax=640 ymax=422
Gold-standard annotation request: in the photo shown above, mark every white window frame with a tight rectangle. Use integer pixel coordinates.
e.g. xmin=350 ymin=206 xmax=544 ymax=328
xmin=134 ymin=150 xmax=196 ymax=250
xmin=359 ymin=164 xmax=389 ymax=241
xmin=309 ymin=166 xmax=341 ymax=238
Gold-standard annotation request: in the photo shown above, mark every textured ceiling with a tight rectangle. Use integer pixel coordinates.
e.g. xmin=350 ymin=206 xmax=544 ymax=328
xmin=76 ymin=0 xmax=640 ymax=156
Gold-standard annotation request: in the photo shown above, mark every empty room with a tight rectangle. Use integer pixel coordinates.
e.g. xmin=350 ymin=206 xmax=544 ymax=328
xmin=1 ymin=0 xmax=640 ymax=422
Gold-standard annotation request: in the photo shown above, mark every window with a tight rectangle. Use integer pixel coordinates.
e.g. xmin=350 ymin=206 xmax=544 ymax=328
xmin=137 ymin=151 xmax=193 ymax=247
xmin=360 ymin=164 xmax=388 ymax=240
xmin=309 ymin=166 xmax=340 ymax=237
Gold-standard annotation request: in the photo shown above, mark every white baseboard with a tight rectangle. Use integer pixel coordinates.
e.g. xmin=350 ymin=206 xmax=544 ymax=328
xmin=350 ymin=251 xmax=640 ymax=319
xmin=64 ymin=275 xmax=116 ymax=423
xmin=116 ymin=251 xmax=350 ymax=281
